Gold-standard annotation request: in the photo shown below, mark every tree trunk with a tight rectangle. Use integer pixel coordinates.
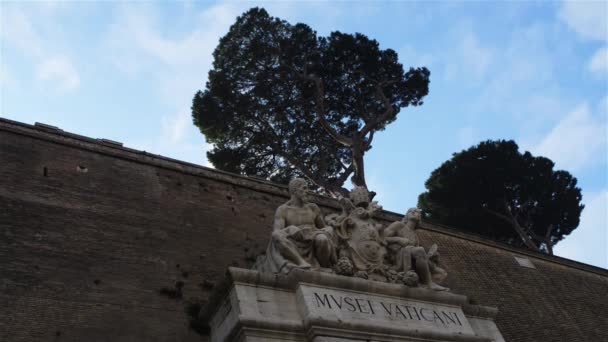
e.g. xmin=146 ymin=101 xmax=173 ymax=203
xmin=542 ymin=224 xmax=555 ymax=255
xmin=511 ymin=222 xmax=540 ymax=252
xmin=324 ymin=183 xmax=350 ymax=198
xmin=350 ymin=142 xmax=367 ymax=188
xmin=484 ymin=207 xmax=540 ymax=252
xmin=545 ymin=240 xmax=554 ymax=255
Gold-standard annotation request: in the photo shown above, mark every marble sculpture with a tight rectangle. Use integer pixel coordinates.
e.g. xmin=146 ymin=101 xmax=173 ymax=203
xmin=255 ymin=178 xmax=336 ymax=274
xmin=254 ymin=178 xmax=449 ymax=291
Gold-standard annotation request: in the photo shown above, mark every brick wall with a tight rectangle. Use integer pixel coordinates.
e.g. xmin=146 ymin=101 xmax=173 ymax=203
xmin=1 ymin=118 xmax=606 ymax=342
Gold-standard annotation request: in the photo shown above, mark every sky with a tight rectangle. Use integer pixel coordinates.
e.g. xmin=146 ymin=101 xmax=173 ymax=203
xmin=1 ymin=1 xmax=606 ymax=268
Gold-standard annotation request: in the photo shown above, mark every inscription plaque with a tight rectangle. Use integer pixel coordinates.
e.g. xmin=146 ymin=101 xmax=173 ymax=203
xmin=297 ymin=285 xmax=475 ymax=336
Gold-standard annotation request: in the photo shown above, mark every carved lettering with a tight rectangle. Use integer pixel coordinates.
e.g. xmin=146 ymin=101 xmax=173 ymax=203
xmin=402 ymin=305 xmax=414 ymax=319
xmin=311 ymin=291 xmax=465 ymax=328
xmin=433 ymin=310 xmax=445 ymax=324
xmin=314 ymin=293 xmax=331 ymax=309
xmin=355 ymin=298 xmax=370 ymax=314
xmin=330 ymin=295 xmax=343 ymax=309
xmin=442 ymin=311 xmax=457 ymax=325
xmin=413 ymin=307 xmax=422 ymax=321
xmin=419 ymin=308 xmax=434 ymax=322
xmin=343 ymin=296 xmax=357 ymax=312
xmin=394 ymin=305 xmax=408 ymax=319
xmin=405 ymin=305 xmax=421 ymax=320
xmin=452 ymin=312 xmax=463 ymax=326
xmin=380 ymin=302 xmax=393 ymax=315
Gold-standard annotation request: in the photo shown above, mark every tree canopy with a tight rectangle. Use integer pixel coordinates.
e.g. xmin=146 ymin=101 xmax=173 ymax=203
xmin=192 ymin=7 xmax=430 ymax=195
xmin=418 ymin=140 xmax=584 ymax=255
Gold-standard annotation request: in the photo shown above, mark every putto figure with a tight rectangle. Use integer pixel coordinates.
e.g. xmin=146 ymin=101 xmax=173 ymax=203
xmin=255 ymin=178 xmax=336 ymax=274
xmin=384 ymin=208 xmax=449 ymax=291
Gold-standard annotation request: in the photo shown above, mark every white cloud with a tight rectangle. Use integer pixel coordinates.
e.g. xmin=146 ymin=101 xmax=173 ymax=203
xmin=555 ymin=190 xmax=608 ymax=268
xmin=559 ymin=1 xmax=608 ymax=41
xmin=500 ymin=25 xmax=555 ymax=83
xmin=588 ymin=46 xmax=608 ymax=76
xmin=36 ymin=56 xmax=80 ymax=93
xmin=161 ymin=111 xmax=191 ymax=145
xmin=0 ymin=8 xmax=43 ymax=57
xmin=102 ymin=2 xmax=247 ymax=166
xmin=105 ymin=2 xmax=243 ymax=77
xmin=104 ymin=2 xmax=249 ymax=107
xmin=466 ymin=23 xmax=563 ymax=134
xmin=600 ymin=95 xmax=608 ymax=115
xmin=124 ymin=109 xmax=212 ymax=167
xmin=0 ymin=6 xmax=80 ymax=93
xmin=445 ymin=28 xmax=494 ymax=81
xmin=398 ymin=45 xmax=435 ymax=69
xmin=527 ymin=103 xmax=607 ymax=171
xmin=0 ymin=63 xmax=17 ymax=90
xmin=518 ymin=96 xmax=564 ymax=130
xmin=461 ymin=31 xmax=494 ymax=79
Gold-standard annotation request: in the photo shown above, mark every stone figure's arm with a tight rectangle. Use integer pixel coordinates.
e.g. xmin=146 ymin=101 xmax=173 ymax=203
xmin=427 ymin=243 xmax=439 ymax=258
xmin=383 ymin=222 xmax=410 ymax=246
xmin=376 ymin=222 xmax=389 ymax=238
xmin=383 ymin=222 xmax=400 ymax=237
xmin=385 ymin=236 xmax=410 ymax=246
xmin=310 ymin=204 xmax=327 ymax=228
xmin=273 ymin=206 xmax=287 ymax=231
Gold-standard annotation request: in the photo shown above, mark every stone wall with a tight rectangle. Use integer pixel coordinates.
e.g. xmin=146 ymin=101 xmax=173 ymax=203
xmin=1 ymin=118 xmax=607 ymax=342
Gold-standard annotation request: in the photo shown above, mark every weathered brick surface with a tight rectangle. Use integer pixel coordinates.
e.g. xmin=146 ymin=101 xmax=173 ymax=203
xmin=1 ymin=118 xmax=607 ymax=342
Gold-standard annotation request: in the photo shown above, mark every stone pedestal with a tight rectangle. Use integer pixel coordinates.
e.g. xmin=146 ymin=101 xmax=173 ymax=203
xmin=203 ymin=268 xmax=505 ymax=342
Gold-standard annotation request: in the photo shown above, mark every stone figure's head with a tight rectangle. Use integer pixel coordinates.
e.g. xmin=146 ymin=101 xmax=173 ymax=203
xmin=349 ymin=186 xmax=371 ymax=208
xmin=404 ymin=208 xmax=422 ymax=224
xmin=288 ymin=178 xmax=308 ymax=201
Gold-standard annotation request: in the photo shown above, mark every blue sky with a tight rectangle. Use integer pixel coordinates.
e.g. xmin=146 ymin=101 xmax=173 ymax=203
xmin=1 ymin=1 xmax=606 ymax=268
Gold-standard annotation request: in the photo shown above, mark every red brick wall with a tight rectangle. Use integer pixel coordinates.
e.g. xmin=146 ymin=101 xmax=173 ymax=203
xmin=1 ymin=119 xmax=607 ymax=342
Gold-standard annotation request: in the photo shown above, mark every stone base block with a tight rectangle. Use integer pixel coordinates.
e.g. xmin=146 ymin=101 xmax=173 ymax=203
xmin=203 ymin=268 xmax=505 ymax=342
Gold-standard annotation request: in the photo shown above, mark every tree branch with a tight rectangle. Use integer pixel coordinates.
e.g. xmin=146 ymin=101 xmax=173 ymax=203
xmin=545 ymin=224 xmax=555 ymax=239
xmin=281 ymin=63 xmax=353 ymax=147
xmin=364 ymin=130 xmax=375 ymax=150
xmin=336 ymin=164 xmax=354 ymax=185
xmin=307 ymin=74 xmax=353 ymax=147
xmin=484 ymin=206 xmax=540 ymax=251
xmin=526 ymin=229 xmax=544 ymax=242
xmin=336 ymin=158 xmax=348 ymax=172
xmin=279 ymin=149 xmax=331 ymax=190
xmin=249 ymin=117 xmax=341 ymax=195
xmin=359 ymin=80 xmax=397 ymax=138
xmin=511 ymin=207 xmax=557 ymax=255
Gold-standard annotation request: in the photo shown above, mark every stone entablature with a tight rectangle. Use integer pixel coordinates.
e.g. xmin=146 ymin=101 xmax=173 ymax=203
xmin=204 ymin=268 xmax=504 ymax=342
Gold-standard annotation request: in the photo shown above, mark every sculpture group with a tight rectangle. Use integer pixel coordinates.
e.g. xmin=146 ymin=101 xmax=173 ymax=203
xmin=255 ymin=178 xmax=449 ymax=291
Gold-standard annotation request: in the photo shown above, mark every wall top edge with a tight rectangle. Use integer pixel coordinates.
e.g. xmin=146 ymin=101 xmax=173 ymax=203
xmin=1 ymin=116 xmax=606 ymax=277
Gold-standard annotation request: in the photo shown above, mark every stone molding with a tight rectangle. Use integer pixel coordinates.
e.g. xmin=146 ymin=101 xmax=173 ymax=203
xmin=203 ymin=268 xmax=496 ymax=323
